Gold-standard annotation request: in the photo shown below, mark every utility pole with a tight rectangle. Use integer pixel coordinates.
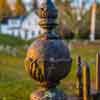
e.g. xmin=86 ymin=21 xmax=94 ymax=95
xmin=90 ymin=0 xmax=96 ymax=41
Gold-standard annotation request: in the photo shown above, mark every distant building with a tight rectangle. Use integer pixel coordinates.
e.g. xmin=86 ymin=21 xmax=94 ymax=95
xmin=0 ymin=12 xmax=42 ymax=40
xmin=21 ymin=12 xmax=42 ymax=39
xmin=0 ymin=16 xmax=28 ymax=39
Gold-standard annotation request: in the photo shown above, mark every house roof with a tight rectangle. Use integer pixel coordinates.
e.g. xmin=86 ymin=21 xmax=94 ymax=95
xmin=1 ymin=16 xmax=26 ymax=24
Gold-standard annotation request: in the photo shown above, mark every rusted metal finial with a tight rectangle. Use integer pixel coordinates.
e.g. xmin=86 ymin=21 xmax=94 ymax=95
xmin=24 ymin=0 xmax=72 ymax=100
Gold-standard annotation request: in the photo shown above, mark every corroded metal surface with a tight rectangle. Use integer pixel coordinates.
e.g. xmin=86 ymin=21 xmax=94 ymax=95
xmin=30 ymin=88 xmax=68 ymax=100
xmin=25 ymin=38 xmax=72 ymax=88
xmin=24 ymin=0 xmax=72 ymax=99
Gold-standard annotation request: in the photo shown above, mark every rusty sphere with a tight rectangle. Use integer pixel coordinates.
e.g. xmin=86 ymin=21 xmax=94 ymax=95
xmin=25 ymin=36 xmax=72 ymax=88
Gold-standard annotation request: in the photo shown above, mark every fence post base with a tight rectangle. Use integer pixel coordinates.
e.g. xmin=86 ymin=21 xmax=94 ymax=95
xmin=30 ymin=88 xmax=68 ymax=100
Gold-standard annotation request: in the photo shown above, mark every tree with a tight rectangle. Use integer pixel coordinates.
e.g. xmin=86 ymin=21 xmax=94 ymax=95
xmin=95 ymin=3 xmax=100 ymax=39
xmin=57 ymin=21 xmax=74 ymax=39
xmin=81 ymin=2 xmax=100 ymax=39
xmin=0 ymin=0 xmax=11 ymax=20
xmin=55 ymin=0 xmax=77 ymax=38
xmin=32 ymin=0 xmax=38 ymax=11
xmin=14 ymin=0 xmax=27 ymax=16
xmin=77 ymin=1 xmax=100 ymax=39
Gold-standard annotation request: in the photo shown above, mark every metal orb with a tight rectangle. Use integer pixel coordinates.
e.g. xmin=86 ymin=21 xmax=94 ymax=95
xmin=25 ymin=36 xmax=72 ymax=88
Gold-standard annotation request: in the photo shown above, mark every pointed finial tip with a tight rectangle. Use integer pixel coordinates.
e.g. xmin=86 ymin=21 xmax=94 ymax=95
xmin=38 ymin=0 xmax=58 ymax=32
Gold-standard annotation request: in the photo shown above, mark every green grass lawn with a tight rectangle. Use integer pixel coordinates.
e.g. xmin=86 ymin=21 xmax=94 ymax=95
xmin=0 ymin=39 xmax=100 ymax=99
xmin=0 ymin=34 xmax=32 ymax=47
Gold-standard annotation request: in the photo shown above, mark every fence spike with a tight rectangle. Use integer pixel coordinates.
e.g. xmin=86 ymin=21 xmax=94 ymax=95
xmin=96 ymin=53 xmax=100 ymax=91
xmin=77 ymin=56 xmax=83 ymax=98
xmin=82 ymin=63 xmax=91 ymax=100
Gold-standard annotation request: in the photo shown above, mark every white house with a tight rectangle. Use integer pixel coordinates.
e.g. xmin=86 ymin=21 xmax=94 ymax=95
xmin=7 ymin=16 xmax=23 ymax=36
xmin=21 ymin=12 xmax=43 ymax=39
xmin=0 ymin=12 xmax=43 ymax=40
xmin=0 ymin=16 xmax=28 ymax=39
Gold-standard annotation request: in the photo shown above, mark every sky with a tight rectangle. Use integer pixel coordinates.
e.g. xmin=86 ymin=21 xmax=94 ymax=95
xmin=7 ymin=0 xmax=98 ymax=4
xmin=7 ymin=0 xmax=100 ymax=11
xmin=7 ymin=0 xmax=99 ymax=6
